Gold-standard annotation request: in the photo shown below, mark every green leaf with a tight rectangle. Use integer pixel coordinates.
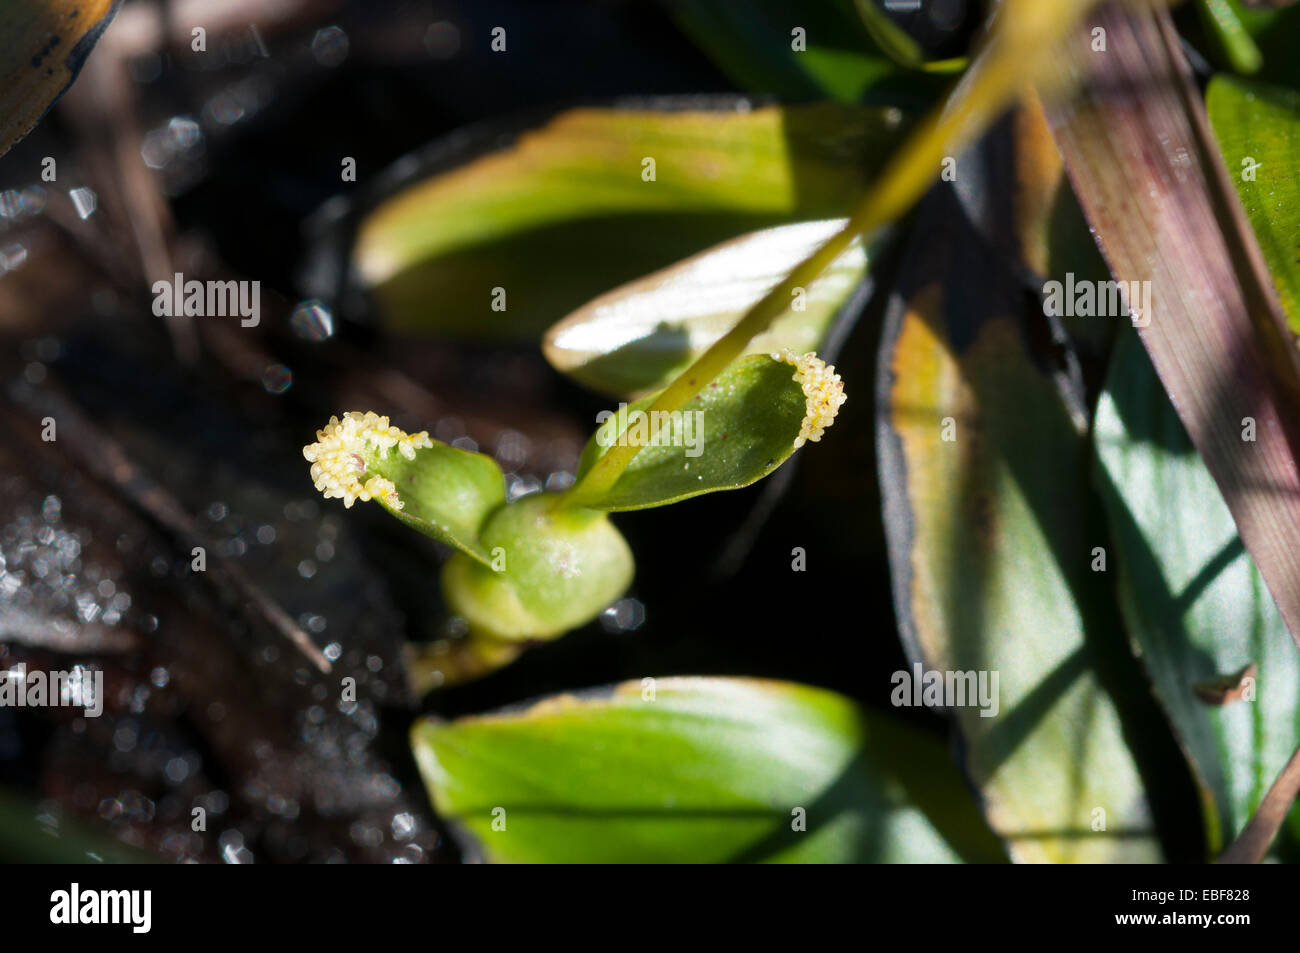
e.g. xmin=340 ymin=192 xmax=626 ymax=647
xmin=876 ymin=193 xmax=1161 ymax=863
xmin=668 ymin=0 xmax=933 ymax=105
xmin=1094 ymin=328 xmax=1300 ymax=858
xmin=1236 ymin=2 xmax=1300 ymax=90
xmin=543 ymin=219 xmax=873 ymax=397
xmin=411 ymin=677 xmax=1006 ymax=863
xmin=441 ymin=494 xmax=633 ymax=641
xmin=1181 ymin=0 xmax=1300 ymax=87
xmin=353 ymin=103 xmax=904 ymax=340
xmin=0 ymin=0 xmax=120 ymax=157
xmin=1208 ymin=74 xmax=1300 ymax=335
xmin=368 ymin=440 xmax=506 ymax=567
xmin=570 ymin=354 xmax=814 ymax=512
xmin=1194 ymin=0 xmax=1262 ymax=75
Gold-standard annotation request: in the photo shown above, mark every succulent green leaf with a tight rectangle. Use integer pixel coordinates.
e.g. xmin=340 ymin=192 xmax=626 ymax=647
xmin=367 ymin=441 xmax=505 ymax=567
xmin=411 ymin=677 xmax=1006 ymax=863
xmin=441 ymin=494 xmax=633 ymax=641
xmin=570 ymin=354 xmax=817 ymax=512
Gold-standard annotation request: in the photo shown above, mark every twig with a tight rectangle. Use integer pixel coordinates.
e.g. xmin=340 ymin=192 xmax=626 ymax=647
xmin=60 ymin=27 xmax=195 ymax=363
xmin=5 ymin=383 xmax=332 ymax=674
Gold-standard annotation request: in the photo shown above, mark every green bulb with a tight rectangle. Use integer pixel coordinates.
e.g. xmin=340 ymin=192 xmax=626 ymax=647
xmin=442 ymin=494 xmax=634 ymax=641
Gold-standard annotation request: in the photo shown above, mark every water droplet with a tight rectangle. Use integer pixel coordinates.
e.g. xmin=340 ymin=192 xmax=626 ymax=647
xmin=261 ymin=363 xmax=292 ymax=394
xmin=545 ymin=470 xmax=575 ymax=492
xmin=311 ymin=26 xmax=349 ymax=67
xmin=165 ymin=756 xmax=191 ymax=783
xmin=289 ymin=299 xmax=335 ymax=340
xmin=391 ymin=812 xmax=416 ymax=840
xmin=141 ymin=117 xmax=203 ymax=170
xmin=506 ymin=474 xmax=541 ymax=501
xmin=495 ymin=430 xmax=530 ymax=467
xmin=169 ymin=116 xmax=202 ymax=149
xmin=0 ymin=191 xmax=22 ymax=218
xmin=600 ymin=597 xmax=646 ymax=633
xmin=2 ymin=242 xmax=28 ymax=273
xmin=206 ymin=90 xmax=246 ymax=125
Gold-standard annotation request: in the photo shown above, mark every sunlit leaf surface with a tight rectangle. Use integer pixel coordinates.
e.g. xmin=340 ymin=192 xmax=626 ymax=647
xmin=354 ymin=103 xmax=903 ymax=339
xmin=544 ymin=219 xmax=872 ymax=397
xmin=1094 ymin=329 xmax=1300 ymax=857
xmin=412 ymin=677 xmax=1006 ymax=863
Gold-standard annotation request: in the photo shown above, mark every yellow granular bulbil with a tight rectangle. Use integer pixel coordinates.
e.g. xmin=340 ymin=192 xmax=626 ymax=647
xmin=771 ymin=349 xmax=846 ymax=449
xmin=303 ymin=411 xmax=432 ymax=509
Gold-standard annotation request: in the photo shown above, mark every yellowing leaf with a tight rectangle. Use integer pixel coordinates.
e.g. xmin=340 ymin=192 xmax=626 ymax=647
xmin=877 ymin=190 xmax=1161 ymax=863
xmin=0 ymin=0 xmax=120 ymax=157
xmin=352 ymin=103 xmax=903 ymax=339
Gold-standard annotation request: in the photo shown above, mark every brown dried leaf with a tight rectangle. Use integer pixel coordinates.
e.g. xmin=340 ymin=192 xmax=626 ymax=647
xmin=1043 ymin=2 xmax=1300 ymax=652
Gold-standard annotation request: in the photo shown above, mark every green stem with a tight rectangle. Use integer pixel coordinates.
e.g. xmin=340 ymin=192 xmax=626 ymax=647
xmin=560 ymin=0 xmax=1102 ymax=509
xmin=1196 ymin=0 xmax=1262 ymax=75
